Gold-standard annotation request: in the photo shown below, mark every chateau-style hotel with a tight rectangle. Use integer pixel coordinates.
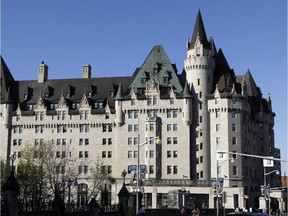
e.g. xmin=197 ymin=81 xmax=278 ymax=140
xmin=1 ymin=11 xmax=283 ymax=211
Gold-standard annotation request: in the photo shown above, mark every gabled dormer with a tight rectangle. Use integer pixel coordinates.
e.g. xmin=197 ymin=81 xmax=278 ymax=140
xmin=57 ymin=92 xmax=68 ymax=109
xmin=80 ymin=93 xmax=90 ymax=109
xmin=35 ymin=94 xmax=45 ymax=110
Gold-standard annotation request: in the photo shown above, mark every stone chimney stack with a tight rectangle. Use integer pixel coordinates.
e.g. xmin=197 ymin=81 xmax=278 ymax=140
xmin=82 ymin=64 xmax=92 ymax=78
xmin=38 ymin=61 xmax=48 ymax=83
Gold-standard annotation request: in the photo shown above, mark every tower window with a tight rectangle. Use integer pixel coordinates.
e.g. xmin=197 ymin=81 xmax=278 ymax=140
xmin=198 ymin=79 xmax=200 ymax=85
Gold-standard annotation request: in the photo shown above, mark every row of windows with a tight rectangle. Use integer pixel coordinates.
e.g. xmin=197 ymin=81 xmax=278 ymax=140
xmin=13 ymin=139 xmax=22 ymax=146
xmin=215 ymin=123 xmax=237 ymax=132
xmin=56 ymin=165 xmax=112 ymax=175
xmin=102 ymin=151 xmax=112 ymax=158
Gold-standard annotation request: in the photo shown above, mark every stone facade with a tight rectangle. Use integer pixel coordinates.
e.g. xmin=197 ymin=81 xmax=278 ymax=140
xmin=0 ymin=10 xmax=281 ymax=210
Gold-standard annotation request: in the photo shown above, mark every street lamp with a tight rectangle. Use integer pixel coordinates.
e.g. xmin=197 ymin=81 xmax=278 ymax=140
xmin=213 ymin=154 xmax=235 ymax=216
xmin=61 ymin=178 xmax=78 ymax=215
xmin=134 ymin=136 xmax=162 ymax=216
xmin=263 ymin=165 xmax=280 ymax=214
xmin=121 ymin=169 xmax=127 ymax=184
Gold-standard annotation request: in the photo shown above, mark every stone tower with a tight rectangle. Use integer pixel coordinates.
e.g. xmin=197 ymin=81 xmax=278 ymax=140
xmin=184 ymin=10 xmax=215 ymax=180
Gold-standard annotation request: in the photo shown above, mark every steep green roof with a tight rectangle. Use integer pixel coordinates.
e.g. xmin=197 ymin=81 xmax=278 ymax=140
xmin=129 ymin=45 xmax=183 ymax=94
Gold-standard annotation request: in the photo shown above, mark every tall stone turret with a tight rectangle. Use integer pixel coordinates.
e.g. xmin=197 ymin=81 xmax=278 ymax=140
xmin=3 ymin=87 xmax=15 ymax=129
xmin=115 ymin=83 xmax=125 ymax=126
xmin=184 ymin=10 xmax=215 ymax=180
xmin=182 ymin=82 xmax=193 ymax=126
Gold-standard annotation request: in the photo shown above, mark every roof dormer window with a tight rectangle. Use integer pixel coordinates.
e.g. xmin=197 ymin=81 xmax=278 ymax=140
xmin=24 ymin=94 xmax=28 ymax=100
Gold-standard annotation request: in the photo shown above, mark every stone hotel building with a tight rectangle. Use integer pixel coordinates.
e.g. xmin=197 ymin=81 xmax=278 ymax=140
xmin=0 ymin=11 xmax=282 ymax=210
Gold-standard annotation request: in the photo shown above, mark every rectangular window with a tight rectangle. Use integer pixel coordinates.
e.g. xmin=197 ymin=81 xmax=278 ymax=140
xmin=232 ymin=111 xmax=236 ymax=118
xmin=149 ymin=150 xmax=154 ymax=158
xmin=216 ymin=137 xmax=221 ymax=145
xmin=149 ymin=123 xmax=154 ymax=131
xmin=167 ymin=166 xmax=171 ymax=174
xmin=167 ymin=124 xmax=172 ymax=131
xmin=170 ymin=98 xmax=174 ymax=105
xmin=102 ymin=151 xmax=106 ymax=158
xmin=149 ymin=165 xmax=154 ymax=174
xmin=173 ymin=137 xmax=177 ymax=144
xmin=167 ymin=151 xmax=171 ymax=158
xmin=108 ymin=151 xmax=112 ymax=158
xmin=134 ymin=137 xmax=138 ymax=145
xmin=108 ymin=138 xmax=112 ymax=145
xmin=216 ymin=124 xmax=220 ymax=131
xmin=107 ymin=166 xmax=112 ymax=174
xmin=167 ymin=110 xmax=172 ymax=118
xmin=173 ymin=111 xmax=177 ymax=118
xmin=128 ymin=111 xmax=133 ymax=119
xmin=128 ymin=137 xmax=133 ymax=145
xmin=167 ymin=137 xmax=172 ymax=145
xmin=84 ymin=151 xmax=89 ymax=158
xmin=131 ymin=99 xmax=135 ymax=106
xmin=85 ymin=139 xmax=89 ymax=145
xmin=232 ymin=137 xmax=237 ymax=145
xmin=79 ymin=139 xmax=84 ymax=145
xmin=84 ymin=165 xmax=88 ymax=174
xmin=232 ymin=123 xmax=237 ymax=131
xmin=173 ymin=151 xmax=178 ymax=158
xmin=128 ymin=125 xmax=133 ymax=132
xmin=102 ymin=125 xmax=107 ymax=132
xmin=134 ymin=151 xmax=138 ymax=158
xmin=102 ymin=138 xmax=107 ymax=145
xmin=173 ymin=166 xmax=178 ymax=174
xmin=233 ymin=166 xmax=238 ymax=175
xmin=173 ymin=124 xmax=177 ymax=131
xmin=128 ymin=151 xmax=133 ymax=158
xmin=108 ymin=125 xmax=112 ymax=132
xmin=216 ymin=110 xmax=220 ymax=118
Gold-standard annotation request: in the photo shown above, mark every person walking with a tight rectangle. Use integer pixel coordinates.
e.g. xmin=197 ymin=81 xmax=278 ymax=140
xmin=139 ymin=206 xmax=146 ymax=216
xmin=191 ymin=208 xmax=200 ymax=216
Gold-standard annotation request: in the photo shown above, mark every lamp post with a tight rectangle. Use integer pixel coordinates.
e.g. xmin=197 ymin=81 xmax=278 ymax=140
xmin=134 ymin=136 xmax=162 ymax=216
xmin=121 ymin=169 xmax=127 ymax=184
xmin=217 ymin=151 xmax=285 ymax=213
xmin=61 ymin=178 xmax=78 ymax=215
xmin=263 ymin=168 xmax=280 ymax=214
xmin=213 ymin=154 xmax=235 ymax=216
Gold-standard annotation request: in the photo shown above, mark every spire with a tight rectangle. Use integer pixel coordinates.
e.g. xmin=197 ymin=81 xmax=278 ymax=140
xmin=189 ymin=10 xmax=209 ymax=50
xmin=183 ymin=82 xmax=193 ymax=98
xmin=4 ymin=86 xmax=15 ymax=104
xmin=115 ymin=83 xmax=124 ymax=100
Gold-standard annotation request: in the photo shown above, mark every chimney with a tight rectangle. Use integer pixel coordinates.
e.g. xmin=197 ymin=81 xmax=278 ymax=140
xmin=38 ymin=61 xmax=48 ymax=83
xmin=82 ymin=64 xmax=92 ymax=78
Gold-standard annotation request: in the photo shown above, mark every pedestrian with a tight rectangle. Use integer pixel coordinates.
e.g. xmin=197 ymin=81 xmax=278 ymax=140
xmin=191 ymin=208 xmax=200 ymax=216
xmin=181 ymin=206 xmax=186 ymax=215
xmin=139 ymin=206 xmax=146 ymax=216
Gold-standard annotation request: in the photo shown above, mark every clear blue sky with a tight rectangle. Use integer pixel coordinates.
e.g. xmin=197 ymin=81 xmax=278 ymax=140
xmin=1 ymin=0 xmax=287 ymax=172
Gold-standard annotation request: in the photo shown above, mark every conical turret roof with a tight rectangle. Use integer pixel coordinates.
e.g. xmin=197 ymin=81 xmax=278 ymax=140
xmin=189 ymin=10 xmax=209 ymax=49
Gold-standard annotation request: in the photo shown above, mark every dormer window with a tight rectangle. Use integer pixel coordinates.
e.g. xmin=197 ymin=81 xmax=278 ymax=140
xmin=88 ymin=92 xmax=92 ymax=97
xmin=24 ymin=94 xmax=28 ymax=100
xmin=109 ymin=90 xmax=114 ymax=97
xmin=163 ymin=77 xmax=168 ymax=83
xmin=72 ymin=103 xmax=76 ymax=109
xmin=65 ymin=93 xmax=70 ymax=98
xmin=196 ymin=47 xmax=200 ymax=56
xmin=141 ymin=77 xmax=146 ymax=84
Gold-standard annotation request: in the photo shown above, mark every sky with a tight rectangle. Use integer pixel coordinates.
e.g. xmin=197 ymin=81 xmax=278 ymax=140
xmin=1 ymin=1 xmax=287 ymax=172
